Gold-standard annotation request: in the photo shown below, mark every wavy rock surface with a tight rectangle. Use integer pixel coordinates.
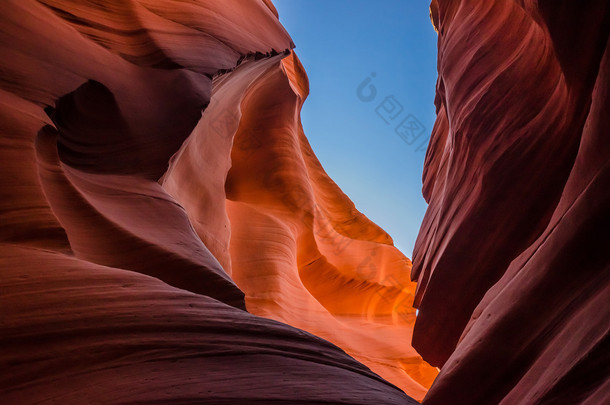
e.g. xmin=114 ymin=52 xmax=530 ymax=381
xmin=163 ymin=51 xmax=438 ymax=400
xmin=415 ymin=0 xmax=610 ymax=403
xmin=0 ymin=0 xmax=429 ymax=403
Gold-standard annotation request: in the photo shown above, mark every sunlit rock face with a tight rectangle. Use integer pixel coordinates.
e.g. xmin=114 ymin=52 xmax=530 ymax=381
xmin=163 ymin=51 xmax=438 ymax=400
xmin=415 ymin=0 xmax=610 ymax=403
xmin=0 ymin=0 xmax=432 ymax=403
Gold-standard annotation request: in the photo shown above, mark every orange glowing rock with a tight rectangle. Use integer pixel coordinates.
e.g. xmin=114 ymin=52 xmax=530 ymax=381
xmin=0 ymin=0 xmax=432 ymax=403
xmin=164 ymin=51 xmax=438 ymax=400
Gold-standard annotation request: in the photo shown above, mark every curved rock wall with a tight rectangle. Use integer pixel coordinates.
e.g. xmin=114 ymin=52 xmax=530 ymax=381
xmin=0 ymin=0 xmax=433 ymax=403
xmin=415 ymin=0 xmax=610 ymax=403
xmin=163 ymin=51 xmax=437 ymax=399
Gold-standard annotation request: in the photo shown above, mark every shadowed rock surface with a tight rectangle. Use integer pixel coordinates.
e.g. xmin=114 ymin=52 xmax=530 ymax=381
xmin=0 ymin=0 xmax=430 ymax=403
xmin=414 ymin=0 xmax=610 ymax=403
xmin=3 ymin=0 xmax=607 ymax=403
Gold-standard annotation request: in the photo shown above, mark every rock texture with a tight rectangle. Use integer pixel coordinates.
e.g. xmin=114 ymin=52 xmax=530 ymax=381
xmin=163 ymin=50 xmax=437 ymax=400
xmin=415 ymin=0 xmax=610 ymax=403
xmin=0 ymin=0 xmax=431 ymax=403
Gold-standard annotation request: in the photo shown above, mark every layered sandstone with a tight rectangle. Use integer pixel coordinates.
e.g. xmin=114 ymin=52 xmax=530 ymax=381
xmin=163 ymin=51 xmax=438 ymax=399
xmin=415 ymin=1 xmax=610 ymax=403
xmin=0 ymin=0 xmax=432 ymax=403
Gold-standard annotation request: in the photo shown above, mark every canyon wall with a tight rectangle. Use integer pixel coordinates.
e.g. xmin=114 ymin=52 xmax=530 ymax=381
xmin=415 ymin=0 xmax=610 ymax=403
xmin=3 ymin=0 xmax=606 ymax=403
xmin=0 ymin=0 xmax=434 ymax=403
xmin=163 ymin=50 xmax=438 ymax=399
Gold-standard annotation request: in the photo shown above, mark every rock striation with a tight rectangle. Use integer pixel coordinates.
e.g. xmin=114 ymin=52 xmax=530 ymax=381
xmin=0 ymin=0 xmax=433 ymax=403
xmin=163 ymin=50 xmax=438 ymax=400
xmin=415 ymin=0 xmax=610 ymax=403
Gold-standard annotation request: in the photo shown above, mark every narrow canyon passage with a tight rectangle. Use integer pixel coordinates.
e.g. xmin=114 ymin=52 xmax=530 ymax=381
xmin=1 ymin=1 xmax=609 ymax=404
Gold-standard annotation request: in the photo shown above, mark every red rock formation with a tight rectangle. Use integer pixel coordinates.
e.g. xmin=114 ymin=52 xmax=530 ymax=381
xmin=163 ymin=51 xmax=438 ymax=400
xmin=415 ymin=0 xmax=610 ymax=403
xmin=2 ymin=245 xmax=415 ymax=404
xmin=0 ymin=0 xmax=430 ymax=403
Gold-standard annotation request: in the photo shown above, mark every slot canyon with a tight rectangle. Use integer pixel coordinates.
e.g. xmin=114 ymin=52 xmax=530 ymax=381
xmin=1 ymin=0 xmax=608 ymax=404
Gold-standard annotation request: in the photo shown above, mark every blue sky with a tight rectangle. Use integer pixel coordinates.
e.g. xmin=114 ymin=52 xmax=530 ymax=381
xmin=273 ymin=0 xmax=438 ymax=256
